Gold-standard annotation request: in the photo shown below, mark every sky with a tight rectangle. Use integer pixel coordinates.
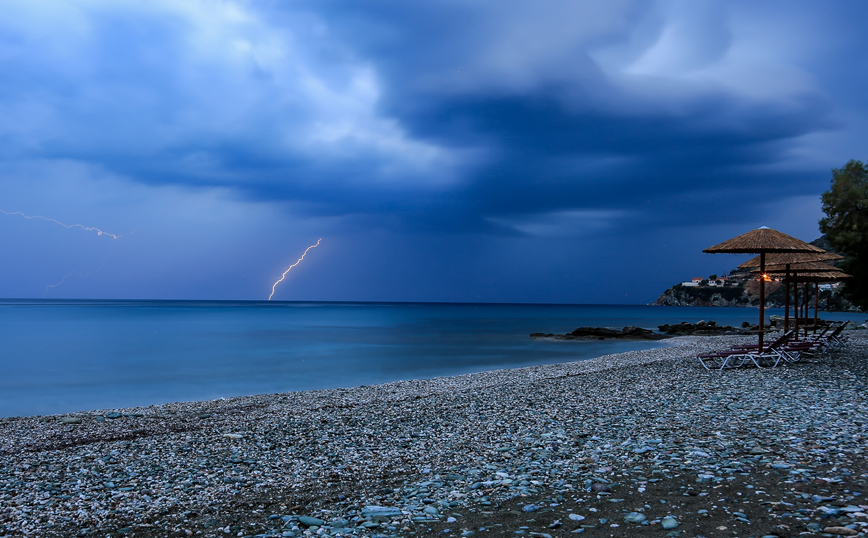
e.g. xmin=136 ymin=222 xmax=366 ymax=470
xmin=1 ymin=0 xmax=867 ymax=304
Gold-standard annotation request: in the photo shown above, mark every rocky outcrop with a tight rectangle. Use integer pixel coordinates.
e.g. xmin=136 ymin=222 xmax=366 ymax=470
xmin=531 ymin=326 xmax=670 ymax=340
xmin=653 ymin=284 xmax=753 ymax=307
xmin=657 ymin=320 xmax=749 ymax=336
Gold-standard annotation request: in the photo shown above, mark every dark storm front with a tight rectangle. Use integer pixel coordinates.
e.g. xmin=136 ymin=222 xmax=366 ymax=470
xmin=1 ymin=300 xmax=864 ymax=417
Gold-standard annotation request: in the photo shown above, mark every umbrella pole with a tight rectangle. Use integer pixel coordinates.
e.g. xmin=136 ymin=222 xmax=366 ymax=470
xmin=784 ymin=265 xmax=790 ymax=331
xmin=759 ymin=252 xmax=765 ymax=352
xmin=805 ymin=283 xmax=810 ymax=331
xmin=814 ymin=281 xmax=819 ymax=332
xmin=804 ymin=283 xmax=809 ymax=325
xmin=794 ymin=280 xmax=799 ymax=339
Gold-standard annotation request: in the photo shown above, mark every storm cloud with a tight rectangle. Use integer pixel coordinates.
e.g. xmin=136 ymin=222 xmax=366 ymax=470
xmin=1 ymin=1 xmax=866 ymax=302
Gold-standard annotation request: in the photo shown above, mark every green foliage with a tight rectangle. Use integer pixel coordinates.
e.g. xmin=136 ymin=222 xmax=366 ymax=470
xmin=819 ymin=159 xmax=868 ymax=310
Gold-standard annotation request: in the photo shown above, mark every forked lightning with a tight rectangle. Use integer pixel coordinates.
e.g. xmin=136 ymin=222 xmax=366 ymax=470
xmin=268 ymin=239 xmax=322 ymax=301
xmin=0 ymin=210 xmax=121 ymax=239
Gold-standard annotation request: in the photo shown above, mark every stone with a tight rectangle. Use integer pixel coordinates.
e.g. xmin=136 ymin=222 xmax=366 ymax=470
xmin=823 ymin=527 xmax=858 ymax=536
xmin=105 ymin=412 xmax=122 ymax=419
xmin=522 ymin=504 xmax=540 ymax=513
xmin=297 ymin=516 xmax=325 ymax=527
xmin=624 ymin=512 xmax=647 ymax=524
xmin=329 ymin=519 xmax=349 ymax=528
xmin=661 ymin=517 xmax=679 ymax=530
xmin=361 ymin=506 xmax=403 ymax=518
xmin=58 ymin=416 xmax=81 ymax=424
xmin=567 ymin=514 xmax=585 ymax=521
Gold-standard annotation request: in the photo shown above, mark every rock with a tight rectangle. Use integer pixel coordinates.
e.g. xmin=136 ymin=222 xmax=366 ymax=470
xmin=624 ymin=512 xmax=647 ymax=524
xmin=58 ymin=416 xmax=81 ymax=424
xmin=657 ymin=321 xmax=744 ymax=336
xmin=423 ymin=506 xmax=439 ymax=515
xmin=105 ymin=412 xmax=122 ymax=419
xmin=522 ymin=504 xmax=540 ymax=513
xmin=531 ymin=326 xmax=669 ymax=340
xmin=361 ymin=506 xmax=403 ymax=518
xmin=823 ymin=527 xmax=858 ymax=536
xmin=661 ymin=517 xmax=679 ymax=530
xmin=297 ymin=516 xmax=324 ymax=527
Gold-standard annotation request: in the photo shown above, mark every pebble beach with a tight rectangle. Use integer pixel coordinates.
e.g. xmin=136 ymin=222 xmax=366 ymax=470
xmin=1 ymin=333 xmax=866 ymax=538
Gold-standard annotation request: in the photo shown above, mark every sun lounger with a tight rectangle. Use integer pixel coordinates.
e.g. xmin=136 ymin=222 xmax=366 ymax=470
xmin=785 ymin=322 xmax=847 ymax=356
xmin=698 ymin=330 xmax=795 ymax=371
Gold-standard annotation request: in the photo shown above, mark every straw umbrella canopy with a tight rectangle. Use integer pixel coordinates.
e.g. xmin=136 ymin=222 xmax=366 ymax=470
xmin=756 ymin=261 xmax=843 ymax=273
xmin=737 ymin=251 xmax=844 ymax=269
xmin=703 ymin=227 xmax=826 ymax=351
xmin=789 ymin=270 xmax=851 ymax=281
xmin=739 ymin=252 xmax=843 ymax=332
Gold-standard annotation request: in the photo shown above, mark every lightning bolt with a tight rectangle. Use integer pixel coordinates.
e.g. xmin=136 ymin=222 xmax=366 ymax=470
xmin=43 ymin=257 xmax=110 ymax=297
xmin=268 ymin=239 xmax=322 ymax=301
xmin=0 ymin=209 xmax=121 ymax=239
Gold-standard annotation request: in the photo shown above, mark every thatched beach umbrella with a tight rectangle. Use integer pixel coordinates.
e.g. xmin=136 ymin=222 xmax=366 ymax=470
xmin=737 ymin=251 xmax=844 ymax=268
xmin=753 ymin=261 xmax=845 ymax=334
xmin=754 ymin=263 xmax=851 ymax=334
xmin=738 ymin=251 xmax=844 ymax=332
xmin=703 ymin=227 xmax=825 ymax=351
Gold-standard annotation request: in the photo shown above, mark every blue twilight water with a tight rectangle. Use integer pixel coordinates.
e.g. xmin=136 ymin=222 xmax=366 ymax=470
xmin=0 ymin=300 xmax=865 ymax=417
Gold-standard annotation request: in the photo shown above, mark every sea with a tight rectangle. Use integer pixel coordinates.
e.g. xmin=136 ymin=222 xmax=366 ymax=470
xmin=1 ymin=300 xmax=865 ymax=418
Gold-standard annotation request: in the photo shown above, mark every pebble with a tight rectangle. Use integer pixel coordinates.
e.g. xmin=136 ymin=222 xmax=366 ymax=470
xmin=624 ymin=512 xmax=647 ymax=523
xmin=661 ymin=516 xmax=679 ymax=529
xmin=297 ymin=516 xmax=324 ymax=527
xmin=823 ymin=527 xmax=859 ymax=536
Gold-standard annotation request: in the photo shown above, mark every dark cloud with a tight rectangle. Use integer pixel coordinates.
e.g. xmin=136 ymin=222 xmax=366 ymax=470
xmin=2 ymin=1 xmax=868 ymax=301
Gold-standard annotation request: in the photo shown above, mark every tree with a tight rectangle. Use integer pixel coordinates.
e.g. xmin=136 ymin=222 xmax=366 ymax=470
xmin=819 ymin=159 xmax=868 ymax=310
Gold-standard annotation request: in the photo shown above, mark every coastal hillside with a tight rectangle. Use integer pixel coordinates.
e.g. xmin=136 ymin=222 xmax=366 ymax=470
xmin=654 ymin=237 xmax=861 ymax=311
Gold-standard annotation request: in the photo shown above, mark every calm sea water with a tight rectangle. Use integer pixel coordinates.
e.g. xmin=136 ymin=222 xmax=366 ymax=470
xmin=1 ymin=300 xmax=865 ymax=418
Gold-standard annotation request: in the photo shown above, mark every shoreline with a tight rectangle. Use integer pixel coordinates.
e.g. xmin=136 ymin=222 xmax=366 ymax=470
xmin=1 ymin=333 xmax=866 ymax=537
